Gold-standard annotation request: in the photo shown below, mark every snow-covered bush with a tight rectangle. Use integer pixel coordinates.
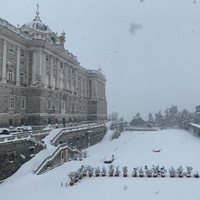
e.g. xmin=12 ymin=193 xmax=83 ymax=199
xmin=132 ymin=167 xmax=139 ymax=177
xmin=74 ymin=171 xmax=79 ymax=182
xmin=101 ymin=166 xmax=107 ymax=176
xmin=81 ymin=165 xmax=87 ymax=177
xmin=193 ymin=171 xmax=199 ymax=178
xmin=186 ymin=166 xmax=193 ymax=177
xmin=114 ymin=166 xmax=121 ymax=177
xmin=160 ymin=166 xmax=167 ymax=177
xmin=95 ymin=167 xmax=100 ymax=177
xmin=123 ymin=166 xmax=128 ymax=177
xmin=177 ymin=166 xmax=184 ymax=177
xmin=88 ymin=166 xmax=94 ymax=177
xmin=169 ymin=167 xmax=176 ymax=177
xmin=108 ymin=164 xmax=114 ymax=176
xmin=138 ymin=167 xmax=144 ymax=177
xmin=146 ymin=169 xmax=153 ymax=177
xmin=68 ymin=172 xmax=75 ymax=186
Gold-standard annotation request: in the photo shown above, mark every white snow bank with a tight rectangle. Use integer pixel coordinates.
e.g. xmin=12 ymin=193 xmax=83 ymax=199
xmin=1 ymin=129 xmax=200 ymax=200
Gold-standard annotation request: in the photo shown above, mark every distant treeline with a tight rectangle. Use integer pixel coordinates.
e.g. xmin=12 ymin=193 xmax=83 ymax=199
xmin=129 ymin=105 xmax=200 ymax=129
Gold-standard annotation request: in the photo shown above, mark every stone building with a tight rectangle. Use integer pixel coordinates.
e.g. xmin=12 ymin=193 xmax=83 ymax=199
xmin=0 ymin=7 xmax=107 ymax=127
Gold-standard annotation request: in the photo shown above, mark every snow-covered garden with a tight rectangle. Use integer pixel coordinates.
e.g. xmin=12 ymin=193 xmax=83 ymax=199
xmin=1 ymin=128 xmax=200 ymax=200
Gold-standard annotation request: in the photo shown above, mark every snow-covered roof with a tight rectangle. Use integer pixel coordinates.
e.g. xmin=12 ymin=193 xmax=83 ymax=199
xmin=20 ymin=3 xmax=51 ymax=33
xmin=21 ymin=20 xmax=51 ymax=33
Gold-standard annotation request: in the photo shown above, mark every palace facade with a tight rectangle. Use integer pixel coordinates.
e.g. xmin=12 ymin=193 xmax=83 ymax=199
xmin=0 ymin=9 xmax=107 ymax=127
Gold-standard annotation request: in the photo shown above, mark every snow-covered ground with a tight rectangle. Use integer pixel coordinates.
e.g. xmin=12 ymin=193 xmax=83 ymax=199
xmin=1 ymin=129 xmax=200 ymax=200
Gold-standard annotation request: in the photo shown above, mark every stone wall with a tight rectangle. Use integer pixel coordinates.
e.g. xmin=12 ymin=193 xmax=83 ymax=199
xmin=0 ymin=139 xmax=44 ymax=181
xmin=110 ymin=121 xmax=125 ymax=133
xmin=34 ymin=145 xmax=77 ymax=175
xmin=0 ymin=83 xmax=106 ymax=127
xmin=34 ymin=124 xmax=107 ymax=175
xmin=52 ymin=125 xmax=107 ymax=149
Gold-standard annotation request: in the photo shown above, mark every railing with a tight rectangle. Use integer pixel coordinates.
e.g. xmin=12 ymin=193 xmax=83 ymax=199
xmin=0 ymin=134 xmax=30 ymax=143
xmin=0 ymin=133 xmax=45 ymax=147
xmin=50 ymin=123 xmax=104 ymax=145
xmin=33 ymin=143 xmax=79 ymax=175
xmin=29 ymin=138 xmax=46 ymax=148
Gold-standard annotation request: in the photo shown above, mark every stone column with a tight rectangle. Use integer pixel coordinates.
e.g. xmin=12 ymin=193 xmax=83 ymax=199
xmin=32 ymin=51 xmax=36 ymax=84
xmin=16 ymin=47 xmax=20 ymax=86
xmin=64 ymin=64 xmax=68 ymax=90
xmin=2 ymin=40 xmax=7 ymax=83
xmin=93 ymin=80 xmax=97 ymax=98
xmin=75 ymin=72 xmax=78 ymax=93
xmin=69 ymin=66 xmax=72 ymax=92
xmin=39 ymin=51 xmax=46 ymax=88
xmin=43 ymin=54 xmax=47 ymax=88
xmin=57 ymin=60 xmax=61 ymax=89
xmin=50 ymin=55 xmax=54 ymax=88
xmin=103 ymin=84 xmax=106 ymax=100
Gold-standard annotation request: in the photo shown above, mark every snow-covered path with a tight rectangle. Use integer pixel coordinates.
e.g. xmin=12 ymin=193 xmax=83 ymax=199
xmin=1 ymin=129 xmax=200 ymax=200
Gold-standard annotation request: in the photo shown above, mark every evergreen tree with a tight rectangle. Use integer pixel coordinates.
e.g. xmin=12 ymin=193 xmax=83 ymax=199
xmin=164 ymin=108 xmax=170 ymax=127
xmin=155 ymin=110 xmax=164 ymax=127
xmin=147 ymin=113 xmax=154 ymax=127
xmin=193 ymin=105 xmax=200 ymax=124
xmin=179 ymin=109 xmax=191 ymax=129
xmin=130 ymin=113 xmax=145 ymax=126
xmin=168 ymin=105 xmax=179 ymax=126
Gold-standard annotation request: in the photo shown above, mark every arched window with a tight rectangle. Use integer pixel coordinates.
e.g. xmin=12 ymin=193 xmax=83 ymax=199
xmin=8 ymin=69 xmax=14 ymax=82
xmin=20 ymin=73 xmax=25 ymax=85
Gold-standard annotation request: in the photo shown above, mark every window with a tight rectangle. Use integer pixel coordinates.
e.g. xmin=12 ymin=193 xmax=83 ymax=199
xmin=47 ymin=99 xmax=51 ymax=109
xmin=9 ymin=45 xmax=14 ymax=53
xmin=9 ymin=119 xmax=13 ymax=126
xmin=21 ymin=96 xmax=26 ymax=109
xmin=60 ymin=62 xmax=63 ymax=68
xmin=20 ymin=61 xmax=25 ymax=66
xmin=46 ymin=55 xmax=49 ymax=62
xmin=61 ymin=100 xmax=65 ymax=110
xmin=29 ymin=52 xmax=33 ymax=62
xmin=55 ymin=100 xmax=59 ymax=110
xmin=20 ymin=73 xmax=25 ymax=85
xmin=9 ymin=96 xmax=15 ymax=109
xmin=21 ymin=49 xmax=25 ymax=57
xmin=61 ymin=100 xmax=65 ymax=114
xmin=48 ymin=118 xmax=51 ymax=124
xmin=21 ymin=118 xmax=25 ymax=125
xmin=8 ymin=69 xmax=14 ymax=82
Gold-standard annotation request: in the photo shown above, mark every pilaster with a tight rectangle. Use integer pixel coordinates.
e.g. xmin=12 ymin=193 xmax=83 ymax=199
xmin=50 ymin=55 xmax=54 ymax=88
xmin=2 ymin=40 xmax=7 ymax=83
xmin=32 ymin=51 xmax=36 ymax=84
xmin=16 ymin=47 xmax=20 ymax=86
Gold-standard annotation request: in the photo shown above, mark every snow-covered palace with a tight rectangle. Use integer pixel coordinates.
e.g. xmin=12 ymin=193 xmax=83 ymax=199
xmin=0 ymin=7 xmax=107 ymax=127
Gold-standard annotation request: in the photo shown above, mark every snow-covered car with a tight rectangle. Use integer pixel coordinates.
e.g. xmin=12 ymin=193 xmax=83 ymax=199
xmin=0 ymin=128 xmax=10 ymax=135
xmin=22 ymin=126 xmax=32 ymax=133
xmin=103 ymin=155 xmax=115 ymax=164
xmin=12 ymin=127 xmax=25 ymax=133
xmin=11 ymin=126 xmax=32 ymax=133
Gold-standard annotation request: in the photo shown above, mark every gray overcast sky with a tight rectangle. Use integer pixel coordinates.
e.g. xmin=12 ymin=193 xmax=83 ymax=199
xmin=1 ymin=0 xmax=200 ymax=120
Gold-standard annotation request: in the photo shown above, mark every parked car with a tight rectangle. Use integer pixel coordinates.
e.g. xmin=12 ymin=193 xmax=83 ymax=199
xmin=12 ymin=127 xmax=25 ymax=133
xmin=23 ymin=126 xmax=32 ymax=133
xmin=11 ymin=126 xmax=32 ymax=133
xmin=0 ymin=128 xmax=10 ymax=135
